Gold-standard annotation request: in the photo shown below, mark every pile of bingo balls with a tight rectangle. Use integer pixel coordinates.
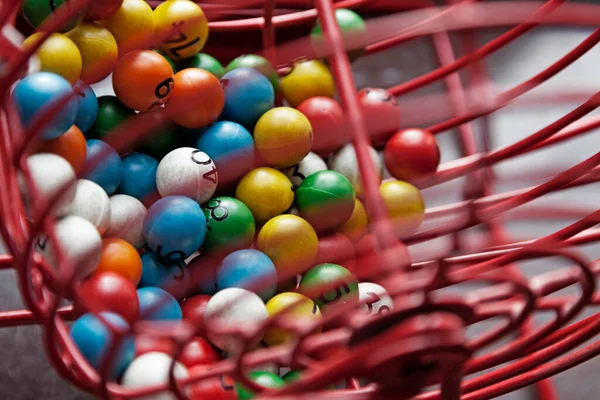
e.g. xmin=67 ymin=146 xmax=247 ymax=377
xmin=12 ymin=0 xmax=442 ymax=397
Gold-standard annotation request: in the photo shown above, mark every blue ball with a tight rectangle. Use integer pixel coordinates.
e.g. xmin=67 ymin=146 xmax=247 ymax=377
xmin=216 ymin=249 xmax=277 ymax=301
xmin=143 ymin=196 xmax=206 ymax=259
xmin=117 ymin=153 xmax=158 ymax=201
xmin=221 ymin=68 xmax=274 ymax=128
xmin=139 ymin=251 xmax=189 ymax=294
xmin=137 ymin=287 xmax=182 ymax=321
xmin=70 ymin=312 xmax=134 ymax=378
xmin=12 ymin=72 xmax=79 ymax=140
xmin=75 ymin=81 xmax=98 ymax=133
xmin=84 ymin=139 xmax=122 ymax=195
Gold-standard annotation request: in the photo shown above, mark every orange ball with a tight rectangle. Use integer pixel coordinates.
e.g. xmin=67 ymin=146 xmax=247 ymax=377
xmin=94 ymin=238 xmax=142 ymax=286
xmin=39 ymin=125 xmax=87 ymax=173
xmin=112 ymin=50 xmax=175 ymax=111
xmin=166 ymin=68 xmax=224 ymax=128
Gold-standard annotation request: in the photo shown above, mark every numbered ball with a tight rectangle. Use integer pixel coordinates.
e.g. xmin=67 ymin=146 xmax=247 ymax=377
xmin=281 ymin=370 xmax=302 ymax=384
xmin=181 ymin=295 xmax=211 ymax=337
xmin=137 ymin=287 xmax=182 ymax=321
xmin=226 ymin=54 xmax=278 ymax=92
xmin=296 ymin=97 xmax=347 ymax=156
xmin=264 ymin=292 xmax=322 ymax=346
xmin=156 ymin=147 xmax=218 ymax=204
xmin=135 ymin=116 xmax=182 ymax=160
xmin=123 ymin=352 xmax=188 ymax=399
xmin=236 ymin=371 xmax=286 ymax=400
xmin=190 ymin=373 xmax=237 ymax=400
xmin=380 ymin=180 xmax=425 ymax=237
xmin=23 ymin=33 xmax=82 ymax=85
xmin=254 ymin=107 xmax=313 ymax=167
xmin=154 ymin=0 xmax=209 ymax=59
xmin=69 ymin=179 xmax=111 ymax=234
xmin=95 ymin=238 xmax=142 ymax=285
xmin=179 ymin=337 xmax=220 ymax=368
xmin=202 ymin=197 xmax=255 ymax=254
xmin=84 ymin=0 xmax=123 ymax=20
xmin=117 ymin=153 xmax=158 ymax=201
xmin=280 ymin=59 xmax=335 ymax=108
xmin=106 ymin=194 xmax=147 ymax=249
xmin=180 ymin=53 xmax=224 ymax=78
xmin=91 ymin=96 xmax=136 ymax=139
xmin=216 ymin=249 xmax=277 ymax=301
xmin=328 ymin=143 xmax=383 ymax=196
xmin=358 ymin=282 xmax=393 ymax=315
xmin=358 ymin=88 xmax=400 ymax=146
xmin=75 ymin=81 xmax=99 ymax=133
xmin=66 ymin=22 xmax=118 ymax=84
xmin=221 ymin=67 xmax=274 ymax=128
xmin=83 ymin=139 xmax=123 ymax=195
xmin=295 ymin=170 xmax=355 ymax=232
xmin=22 ymin=0 xmax=84 ymax=32
xmin=12 ymin=72 xmax=78 ymax=140
xmin=139 ymin=251 xmax=190 ymax=297
xmin=298 ymin=263 xmax=359 ymax=314
xmin=316 ymin=233 xmax=356 ymax=272
xmin=311 ymin=8 xmax=367 ymax=62
xmin=39 ymin=125 xmax=87 ymax=173
xmin=337 ymin=199 xmax=368 ymax=242
xmin=384 ymin=128 xmax=440 ymax=182
xmin=101 ymin=0 xmax=154 ymax=56
xmin=235 ymin=168 xmax=294 ymax=224
xmin=284 ymin=152 xmax=327 ymax=188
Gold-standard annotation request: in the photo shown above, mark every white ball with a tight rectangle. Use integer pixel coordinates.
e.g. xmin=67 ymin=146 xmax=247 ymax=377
xmin=69 ymin=179 xmax=111 ymax=234
xmin=358 ymin=282 xmax=393 ymax=316
xmin=20 ymin=153 xmax=76 ymax=218
xmin=328 ymin=144 xmax=383 ymax=195
xmin=122 ymin=352 xmax=189 ymax=400
xmin=105 ymin=194 xmax=147 ymax=248
xmin=204 ymin=288 xmax=268 ymax=352
xmin=156 ymin=148 xmax=218 ymax=204
xmin=35 ymin=215 xmax=102 ymax=280
xmin=284 ymin=152 xmax=328 ymax=187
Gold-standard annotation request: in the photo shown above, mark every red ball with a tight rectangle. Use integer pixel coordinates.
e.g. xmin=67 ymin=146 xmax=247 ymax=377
xmin=297 ymin=96 xmax=348 ymax=156
xmin=181 ymin=295 xmax=211 ymax=337
xmin=355 ymin=234 xmax=410 ymax=279
xmin=179 ymin=337 xmax=220 ymax=368
xmin=316 ymin=233 xmax=356 ymax=272
xmin=358 ymin=88 xmax=400 ymax=146
xmin=84 ymin=0 xmax=123 ymax=20
xmin=190 ymin=372 xmax=237 ymax=400
xmin=75 ymin=272 xmax=139 ymax=323
xmin=384 ymin=128 xmax=440 ymax=182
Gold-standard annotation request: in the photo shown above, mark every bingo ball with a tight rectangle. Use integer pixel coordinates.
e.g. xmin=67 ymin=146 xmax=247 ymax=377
xmin=190 ymin=373 xmax=237 ymax=400
xmin=202 ymin=197 xmax=255 ymax=254
xmin=101 ymin=0 xmax=154 ymax=56
xmin=256 ymin=214 xmax=319 ymax=277
xmin=137 ymin=287 xmax=182 ymax=321
xmin=105 ymin=194 xmax=147 ymax=249
xmin=85 ymin=0 xmax=123 ymax=20
xmin=338 ymin=199 xmax=368 ymax=242
xmin=298 ymin=263 xmax=359 ymax=314
xmin=221 ymin=67 xmax=274 ymax=128
xmin=75 ymin=81 xmax=98 ymax=133
xmin=358 ymin=88 xmax=401 ymax=146
xmin=281 ymin=370 xmax=302 ymax=384
xmin=180 ymin=53 xmax=224 ymax=78
xmin=280 ymin=59 xmax=335 ymax=108
xmin=216 ymin=249 xmax=277 ymax=301
xmin=196 ymin=121 xmax=254 ymax=184
xmin=139 ymin=251 xmax=189 ymax=296
xmin=122 ymin=352 xmax=188 ymax=399
xmin=296 ymin=97 xmax=347 ymax=156
xmin=384 ymin=128 xmax=440 ymax=182
xmin=83 ymin=139 xmax=122 ymax=195
xmin=117 ymin=153 xmax=158 ymax=201
xmin=311 ymin=8 xmax=367 ymax=62
xmin=254 ymin=107 xmax=313 ymax=167
xmin=328 ymin=143 xmax=383 ymax=196
xmin=295 ymin=170 xmax=355 ymax=232
xmin=12 ymin=72 xmax=78 ymax=140
xmin=143 ymin=196 xmax=207 ymax=259
xmin=69 ymin=179 xmax=111 ymax=234
xmin=22 ymin=0 xmax=84 ymax=32
xmin=179 ymin=337 xmax=220 ymax=368
xmin=236 ymin=371 xmax=286 ymax=400
xmin=167 ymin=68 xmax=224 ymax=128
xmin=284 ymin=152 xmax=327 ymax=188
xmin=158 ymin=51 xmax=177 ymax=73
xmin=22 ymin=33 xmax=82 ymax=85
xmin=95 ymin=238 xmax=142 ymax=285
xmin=154 ymin=0 xmax=209 ymax=59
xmin=204 ymin=288 xmax=268 ymax=351
xmin=66 ymin=22 xmax=118 ymax=84
xmin=70 ymin=312 xmax=134 ymax=378
xmin=91 ymin=96 xmax=136 ymax=139
xmin=225 ymin=54 xmax=278 ymax=91
xmin=113 ymin=50 xmax=175 ymax=111
xmin=235 ymin=168 xmax=294 ymax=224
xmin=39 ymin=125 xmax=87 ymax=173
xmin=263 ymin=292 xmax=322 ymax=346
xmin=316 ymin=233 xmax=356 ymax=272
xmin=76 ymin=271 xmax=140 ymax=323
xmin=358 ymin=282 xmax=393 ymax=316
xmin=380 ymin=180 xmax=425 ymax=237
xmin=181 ymin=294 xmax=211 ymax=336
xmin=135 ymin=117 xmax=182 ymax=161
xmin=156 ymin=147 xmax=218 ymax=204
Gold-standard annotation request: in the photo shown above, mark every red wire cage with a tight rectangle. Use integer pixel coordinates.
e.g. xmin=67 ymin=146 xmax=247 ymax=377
xmin=2 ymin=0 xmax=600 ymax=399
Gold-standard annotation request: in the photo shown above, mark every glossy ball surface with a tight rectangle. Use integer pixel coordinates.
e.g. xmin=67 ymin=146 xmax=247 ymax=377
xmin=298 ymin=263 xmax=359 ymax=314
xmin=75 ymin=81 xmax=98 ymax=133
xmin=380 ymin=180 xmax=425 ymax=237
xmin=137 ymin=287 xmax=182 ymax=321
xmin=95 ymin=238 xmax=142 ymax=285
xmin=181 ymin=295 xmax=211 ymax=337
xmin=296 ymin=97 xmax=347 ymax=156
xmin=384 ymin=128 xmax=440 ymax=182
xmin=221 ymin=67 xmax=274 ymax=128
xmin=106 ymin=194 xmax=147 ymax=249
xmin=202 ymin=197 xmax=255 ymax=254
xmin=122 ymin=352 xmax=188 ymax=400
xmin=316 ymin=233 xmax=356 ymax=272
xmin=284 ymin=152 xmax=327 ymax=188
xmin=39 ymin=125 xmax=87 ymax=173
xmin=23 ymin=33 xmax=82 ymax=85
xmin=311 ymin=8 xmax=367 ymax=62
xmin=358 ymin=88 xmax=400 ymax=146
xmin=337 ymin=199 xmax=368 ymax=242
xmin=216 ymin=249 xmax=277 ymax=301
xmin=179 ymin=337 xmax=220 ymax=368
xmin=101 ymin=0 xmax=154 ymax=56
xmin=84 ymin=0 xmax=123 ymax=20
xmin=328 ymin=143 xmax=383 ymax=196
xmin=83 ymin=139 xmax=123 ymax=195
xmin=66 ymin=22 xmax=118 ymax=84
xmin=139 ymin=251 xmax=189 ymax=295
xmin=190 ymin=373 xmax=237 ymax=400
xmin=69 ymin=179 xmax=111 ymax=234
xmin=358 ymin=282 xmax=393 ymax=316
xmin=22 ymin=0 xmax=84 ymax=32
xmin=91 ymin=96 xmax=135 ymax=139
xmin=153 ymin=0 xmax=209 ymax=59
xmin=180 ymin=53 xmax=224 ymax=78
xmin=236 ymin=371 xmax=286 ymax=400
xmin=235 ymin=168 xmax=294 ymax=224
xmin=280 ymin=59 xmax=335 ymax=108
xmin=226 ymin=54 xmax=278 ymax=91
xmin=117 ymin=153 xmax=158 ymax=201
xmin=264 ymin=292 xmax=322 ymax=346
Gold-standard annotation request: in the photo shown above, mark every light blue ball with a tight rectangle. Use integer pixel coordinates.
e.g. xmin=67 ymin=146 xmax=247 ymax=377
xmin=221 ymin=68 xmax=274 ymax=128
xmin=83 ymin=139 xmax=122 ymax=195
xmin=139 ymin=251 xmax=189 ymax=295
xmin=216 ymin=249 xmax=277 ymax=301
xmin=137 ymin=287 xmax=182 ymax=321
xmin=12 ymin=72 xmax=79 ymax=140
xmin=74 ymin=81 xmax=98 ymax=133
xmin=117 ymin=153 xmax=158 ymax=201
xmin=70 ymin=312 xmax=134 ymax=379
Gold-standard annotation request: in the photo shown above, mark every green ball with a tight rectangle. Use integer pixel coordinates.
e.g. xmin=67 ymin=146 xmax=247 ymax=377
xmin=311 ymin=8 xmax=367 ymax=62
xmin=135 ymin=120 xmax=182 ymax=160
xmin=22 ymin=0 xmax=85 ymax=33
xmin=202 ymin=196 xmax=256 ymax=254
xmin=295 ymin=170 xmax=355 ymax=232
xmin=298 ymin=263 xmax=358 ymax=314
xmin=180 ymin=53 xmax=225 ymax=79
xmin=89 ymin=96 xmax=136 ymax=140
xmin=226 ymin=54 xmax=279 ymax=92
xmin=282 ymin=370 xmax=336 ymax=389
xmin=236 ymin=371 xmax=286 ymax=400
xmin=155 ymin=50 xmax=177 ymax=73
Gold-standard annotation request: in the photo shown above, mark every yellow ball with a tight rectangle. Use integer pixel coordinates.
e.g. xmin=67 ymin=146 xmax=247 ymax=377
xmin=235 ymin=167 xmax=294 ymax=224
xmin=100 ymin=0 xmax=154 ymax=57
xmin=380 ymin=180 xmax=425 ymax=237
xmin=66 ymin=22 xmax=118 ymax=84
xmin=254 ymin=107 xmax=313 ymax=167
xmin=264 ymin=292 xmax=322 ymax=347
xmin=280 ymin=59 xmax=335 ymax=108
xmin=257 ymin=214 xmax=318 ymax=277
xmin=23 ymin=33 xmax=82 ymax=85
xmin=153 ymin=0 xmax=209 ymax=59
xmin=338 ymin=198 xmax=368 ymax=242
